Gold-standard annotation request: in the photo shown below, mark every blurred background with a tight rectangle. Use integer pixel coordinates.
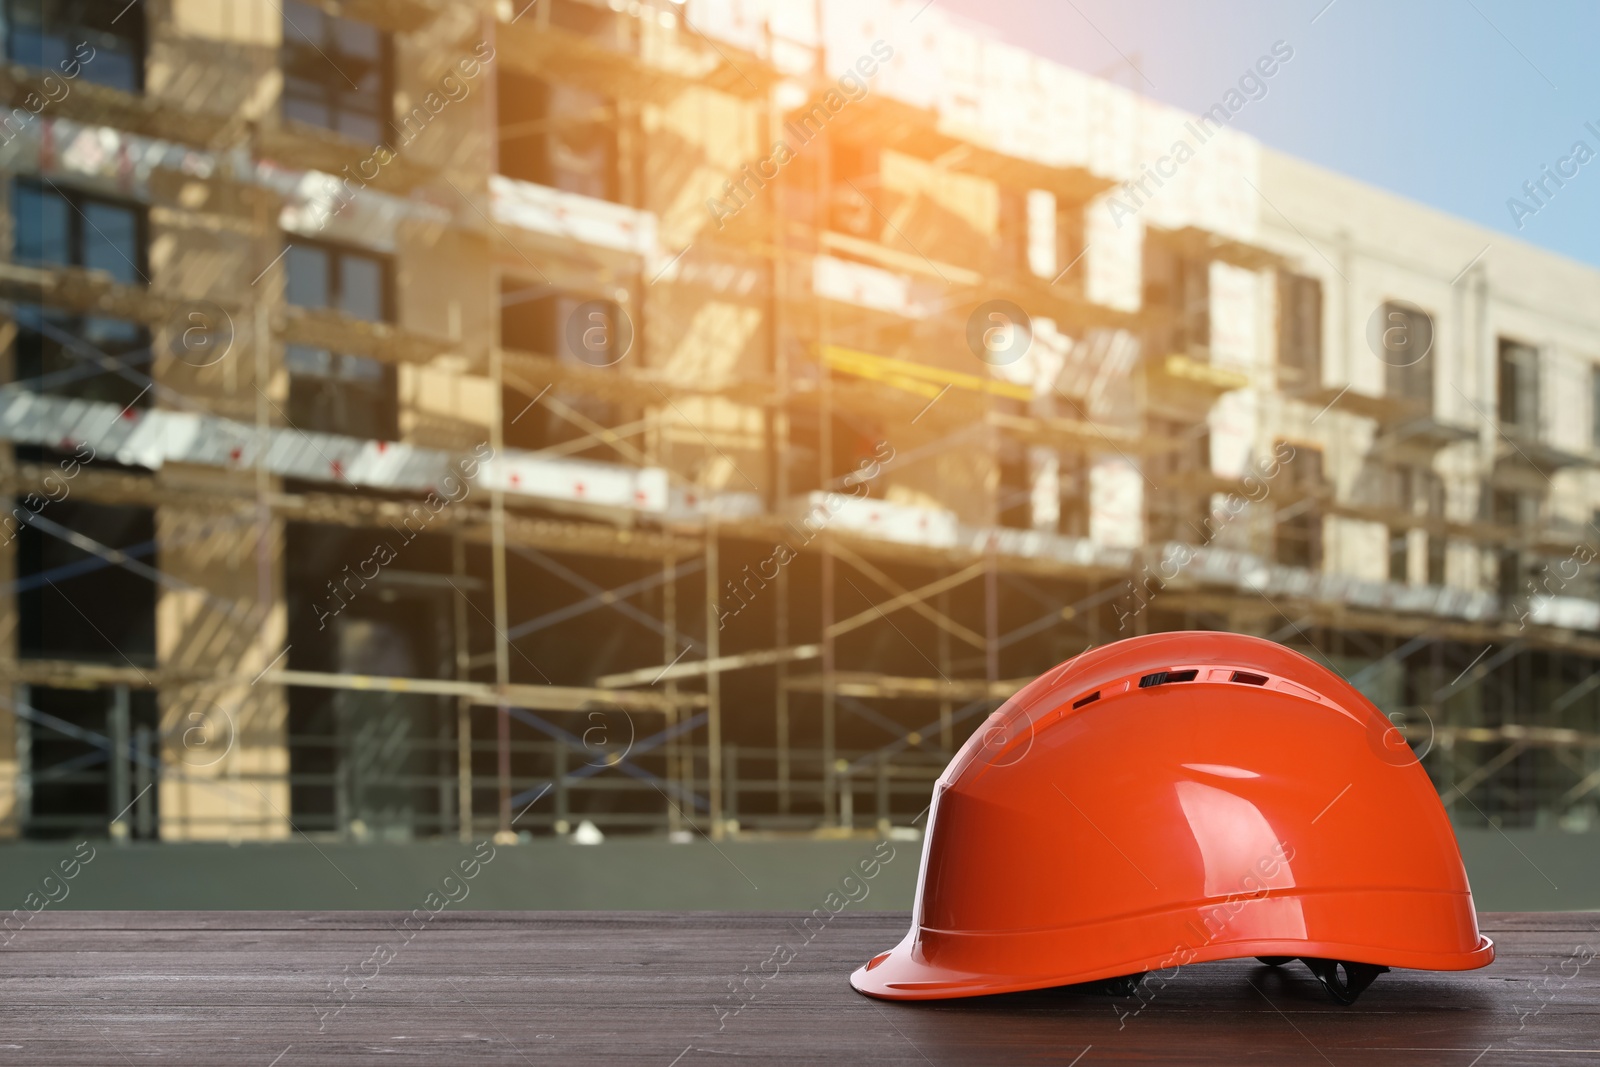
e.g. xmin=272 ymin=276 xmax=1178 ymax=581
xmin=1 ymin=0 xmax=1598 ymax=910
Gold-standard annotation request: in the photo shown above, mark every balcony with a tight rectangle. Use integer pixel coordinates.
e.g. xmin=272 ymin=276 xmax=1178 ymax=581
xmin=256 ymin=121 xmax=436 ymax=197
xmin=810 ymin=255 xmax=945 ymax=320
xmin=496 ymin=0 xmax=773 ymax=100
xmin=819 ymin=229 xmax=1131 ymax=336
xmin=1140 ymin=351 xmax=1249 ymax=417
xmin=0 ymin=63 xmax=229 ymax=151
xmin=1159 ymin=226 xmax=1287 ymax=273
xmin=281 ymin=306 xmax=456 ymax=367
xmin=0 ymin=388 xmax=670 ymax=517
xmin=834 ymin=94 xmax=1115 ymax=208
xmin=1288 ymin=382 xmax=1474 ymax=458
xmin=1371 ymin=413 xmax=1477 ymax=451
xmin=787 ymin=492 xmax=959 ymax=550
xmin=0 ymin=261 xmax=176 ymax=326
xmin=489 ymin=175 xmax=659 ymax=279
xmin=1495 ymin=423 xmax=1597 ymax=473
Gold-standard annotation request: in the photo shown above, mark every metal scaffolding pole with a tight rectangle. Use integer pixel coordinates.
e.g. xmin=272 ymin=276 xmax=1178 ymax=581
xmin=821 ymin=491 xmax=836 ymax=823
xmin=938 ymin=587 xmax=953 ymax=753
xmin=985 ymin=390 xmax=1000 ymax=723
xmin=818 ymin=111 xmax=837 ymax=826
xmin=250 ymin=171 xmax=274 ymax=843
xmin=706 ymin=521 xmax=723 ymax=839
xmin=769 ymin=63 xmax=792 ymax=819
xmin=109 ymin=685 xmax=130 ymax=842
xmin=453 ymin=533 xmax=473 ymax=842
xmin=663 ymin=552 xmax=681 ymax=833
xmin=490 ymin=315 xmax=512 ymax=840
xmin=776 ymin=567 xmax=791 ymax=815
xmin=484 ymin=18 xmax=514 ymax=842
xmin=248 ymin=148 xmax=274 ymax=633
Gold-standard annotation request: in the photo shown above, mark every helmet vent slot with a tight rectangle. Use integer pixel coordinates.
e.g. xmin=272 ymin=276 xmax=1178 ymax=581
xmin=1230 ymin=671 xmax=1268 ymax=685
xmin=1072 ymin=691 xmax=1101 ymax=709
xmin=1139 ymin=669 xmax=1198 ymax=688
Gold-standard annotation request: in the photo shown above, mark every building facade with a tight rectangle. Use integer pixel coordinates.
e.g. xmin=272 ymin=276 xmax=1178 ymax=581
xmin=1 ymin=0 xmax=1598 ymax=843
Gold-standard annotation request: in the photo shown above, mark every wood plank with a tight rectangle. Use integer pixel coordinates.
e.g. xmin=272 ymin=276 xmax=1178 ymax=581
xmin=597 ymin=645 xmax=822 ymax=689
xmin=0 ymin=911 xmax=1593 ymax=1064
xmin=784 ymin=671 xmax=1029 ymax=701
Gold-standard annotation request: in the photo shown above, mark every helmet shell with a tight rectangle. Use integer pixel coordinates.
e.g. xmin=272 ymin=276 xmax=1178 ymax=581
xmin=852 ymin=631 xmax=1493 ymax=1000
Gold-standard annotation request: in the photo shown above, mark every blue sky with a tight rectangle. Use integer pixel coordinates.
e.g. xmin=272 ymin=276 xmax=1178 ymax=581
xmin=937 ymin=0 xmax=1600 ymax=270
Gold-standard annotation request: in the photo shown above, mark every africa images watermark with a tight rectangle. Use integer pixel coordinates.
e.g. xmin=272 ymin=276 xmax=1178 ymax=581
xmin=1511 ymin=540 xmax=1598 ymax=632
xmin=1514 ymin=940 xmax=1598 ymax=1030
xmin=1104 ymin=40 xmax=1295 ymax=228
xmin=705 ymin=41 xmax=895 ymax=230
xmin=310 ymin=838 xmax=498 ymax=1032
xmin=0 ymin=40 xmax=97 ymax=146
xmin=711 ymin=840 xmax=897 ymax=1031
xmin=0 ymin=441 xmax=96 ymax=548
xmin=1114 ymin=839 xmax=1295 ymax=1029
xmin=0 ymin=841 xmax=97 ymax=948
xmin=299 ymin=40 xmax=497 ymax=233
xmin=714 ymin=441 xmax=896 ymax=629
xmin=310 ymin=443 xmax=494 ymax=629
xmin=1505 ymin=119 xmax=1600 ymax=230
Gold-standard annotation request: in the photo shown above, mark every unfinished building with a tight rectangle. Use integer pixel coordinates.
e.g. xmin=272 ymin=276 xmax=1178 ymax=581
xmin=1 ymin=0 xmax=1599 ymax=844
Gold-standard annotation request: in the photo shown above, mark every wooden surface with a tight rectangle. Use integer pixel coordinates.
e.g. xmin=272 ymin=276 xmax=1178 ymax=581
xmin=0 ymin=911 xmax=1594 ymax=1065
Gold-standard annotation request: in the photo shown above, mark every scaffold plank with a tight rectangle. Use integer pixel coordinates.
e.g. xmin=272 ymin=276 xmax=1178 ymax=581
xmin=784 ymin=672 xmax=1030 ymax=702
xmin=596 ymin=645 xmax=822 ymax=689
xmin=263 ymin=668 xmax=703 ymax=712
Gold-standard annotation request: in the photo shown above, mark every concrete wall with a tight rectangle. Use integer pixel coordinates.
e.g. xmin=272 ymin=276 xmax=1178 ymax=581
xmin=0 ymin=828 xmax=1592 ymax=911
xmin=1258 ymin=148 xmax=1600 ymax=590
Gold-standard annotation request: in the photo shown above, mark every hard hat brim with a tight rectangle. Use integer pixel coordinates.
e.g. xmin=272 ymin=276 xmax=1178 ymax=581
xmin=851 ymin=924 xmax=1495 ymax=1001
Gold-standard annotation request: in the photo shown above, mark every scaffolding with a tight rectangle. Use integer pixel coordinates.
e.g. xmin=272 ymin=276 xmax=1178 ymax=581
xmin=4 ymin=0 xmax=1600 ymax=846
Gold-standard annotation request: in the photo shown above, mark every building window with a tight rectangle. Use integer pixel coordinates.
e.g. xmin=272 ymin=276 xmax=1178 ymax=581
xmin=496 ymin=71 xmax=618 ymax=200
xmin=1144 ymin=232 xmax=1210 ymax=359
xmin=1427 ymin=534 xmax=1447 ymax=586
xmin=1281 ymin=442 xmax=1324 ymax=495
xmin=1489 ymin=486 xmax=1526 ymax=527
xmin=1380 ymin=301 xmax=1434 ymax=411
xmin=997 ymin=442 xmax=1033 ymax=530
xmin=1497 ymin=548 xmax=1525 ymax=603
xmin=1388 ymin=527 xmax=1409 ymax=583
xmin=1277 ymin=271 xmax=1322 ymax=387
xmin=10 ymin=178 xmax=150 ymax=410
xmin=14 ymin=307 xmax=150 ymax=411
xmin=1418 ymin=468 xmax=1445 ymax=517
xmin=499 ymin=279 xmax=633 ymax=456
xmin=1498 ymin=337 xmax=1540 ymax=437
xmin=1053 ymin=200 xmax=1087 ymax=297
xmin=280 ymin=1 xmax=391 ymax=144
xmin=1490 ymin=487 xmax=1514 ymax=526
xmin=1386 ymin=463 xmax=1444 ymax=516
xmin=3 ymin=0 xmax=146 ymax=92
xmin=20 ymin=685 xmax=161 ymax=840
xmin=284 ymin=240 xmax=396 ymax=440
xmin=14 ymin=178 xmax=147 ymax=284
xmin=825 ymin=138 xmax=884 ymax=240
xmin=1274 ymin=508 xmax=1321 ymax=570
xmin=1058 ymin=453 xmax=1090 ymax=538
xmin=18 ymin=500 xmax=157 ymax=664
xmin=496 ymin=69 xmax=619 ymax=199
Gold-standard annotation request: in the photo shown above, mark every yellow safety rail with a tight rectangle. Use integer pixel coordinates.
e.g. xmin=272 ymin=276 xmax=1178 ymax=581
xmin=822 ymin=345 xmax=1033 ymax=402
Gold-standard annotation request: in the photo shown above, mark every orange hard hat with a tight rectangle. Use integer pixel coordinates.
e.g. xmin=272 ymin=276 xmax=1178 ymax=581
xmin=851 ymin=631 xmax=1493 ymax=1005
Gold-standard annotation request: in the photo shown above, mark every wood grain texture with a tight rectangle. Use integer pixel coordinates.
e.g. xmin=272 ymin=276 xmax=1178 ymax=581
xmin=0 ymin=911 xmax=1595 ymax=1065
